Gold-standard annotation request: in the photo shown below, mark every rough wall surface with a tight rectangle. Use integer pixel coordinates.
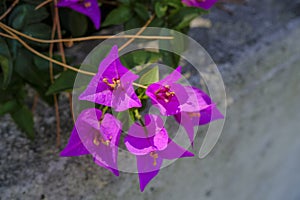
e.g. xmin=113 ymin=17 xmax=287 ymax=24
xmin=1 ymin=1 xmax=300 ymax=200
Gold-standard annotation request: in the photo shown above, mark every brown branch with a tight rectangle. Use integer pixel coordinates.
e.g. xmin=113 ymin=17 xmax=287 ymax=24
xmin=49 ymin=12 xmax=61 ymax=148
xmin=0 ymin=0 xmax=19 ymax=21
xmin=0 ymin=24 xmax=96 ymax=76
xmin=31 ymin=93 xmax=39 ymax=113
xmin=0 ymin=32 xmax=14 ymax=39
xmin=1 ymin=23 xmax=150 ymax=89
xmin=0 ymin=22 xmax=173 ymax=44
xmin=119 ymin=15 xmax=155 ymax=51
xmin=35 ymin=0 xmax=53 ymax=10
xmin=53 ymin=0 xmax=75 ymax=126
xmin=53 ymin=0 xmax=66 ymax=65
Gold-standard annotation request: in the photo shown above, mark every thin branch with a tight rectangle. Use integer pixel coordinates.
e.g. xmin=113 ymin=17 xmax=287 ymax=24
xmin=0 ymin=0 xmax=19 ymax=21
xmin=31 ymin=93 xmax=39 ymax=113
xmin=0 ymin=31 xmax=14 ymax=39
xmin=0 ymin=22 xmax=173 ymax=44
xmin=53 ymin=95 xmax=61 ymax=147
xmin=1 ymin=23 xmax=149 ymax=89
xmin=35 ymin=0 xmax=53 ymax=10
xmin=1 ymin=24 xmax=96 ymax=76
xmin=49 ymin=12 xmax=61 ymax=147
xmin=119 ymin=15 xmax=155 ymax=51
xmin=53 ymin=0 xmax=66 ymax=65
xmin=49 ymin=18 xmax=57 ymax=85
xmin=53 ymin=0 xmax=75 ymax=125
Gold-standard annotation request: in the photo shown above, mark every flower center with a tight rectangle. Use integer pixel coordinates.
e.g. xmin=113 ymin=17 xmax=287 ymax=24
xmin=102 ymin=78 xmax=121 ymax=89
xmin=155 ymin=85 xmax=175 ymax=103
xmin=93 ymin=134 xmax=113 ymax=147
xmin=187 ymin=112 xmax=201 ymax=118
xmin=150 ymin=151 xmax=159 ymax=166
xmin=71 ymin=0 xmax=92 ymax=8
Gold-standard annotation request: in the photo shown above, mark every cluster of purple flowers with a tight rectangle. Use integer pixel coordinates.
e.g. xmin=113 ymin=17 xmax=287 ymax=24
xmin=60 ymin=45 xmax=223 ymax=191
xmin=56 ymin=0 xmax=218 ymax=30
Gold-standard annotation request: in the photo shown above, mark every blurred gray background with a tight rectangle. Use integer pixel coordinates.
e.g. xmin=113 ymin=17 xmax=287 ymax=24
xmin=1 ymin=0 xmax=300 ymax=199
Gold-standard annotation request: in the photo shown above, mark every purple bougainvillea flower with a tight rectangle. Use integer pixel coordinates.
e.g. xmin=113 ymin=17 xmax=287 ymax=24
xmin=146 ymin=66 xmax=207 ymax=116
xmin=79 ymin=45 xmax=142 ymax=112
xmin=182 ymin=0 xmax=218 ymax=10
xmin=174 ymin=87 xmax=224 ymax=144
xmin=60 ymin=108 xmax=121 ymax=176
xmin=124 ymin=114 xmax=194 ymax=191
xmin=57 ymin=0 xmax=101 ymax=29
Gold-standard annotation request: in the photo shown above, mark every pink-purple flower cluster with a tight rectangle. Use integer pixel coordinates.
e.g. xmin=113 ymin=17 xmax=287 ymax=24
xmin=61 ymin=45 xmax=223 ymax=191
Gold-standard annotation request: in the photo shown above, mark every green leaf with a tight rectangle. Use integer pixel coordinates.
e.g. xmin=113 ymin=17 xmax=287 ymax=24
xmin=22 ymin=0 xmax=45 ymax=5
xmin=160 ymin=50 xmax=180 ymax=68
xmin=23 ymin=23 xmax=51 ymax=39
xmin=120 ymin=50 xmax=161 ymax=68
xmin=0 ymin=100 xmax=18 ymax=116
xmin=8 ymin=4 xmax=49 ymax=30
xmin=23 ymin=23 xmax=51 ymax=48
xmin=59 ymin=9 xmax=88 ymax=37
xmin=149 ymin=17 xmax=165 ymax=27
xmin=159 ymin=29 xmax=186 ymax=68
xmin=168 ymin=7 xmax=206 ymax=30
xmin=102 ymin=6 xmax=133 ymax=27
xmin=0 ymin=37 xmax=13 ymax=88
xmin=155 ymin=2 xmax=168 ymax=18
xmin=46 ymin=70 xmax=77 ymax=95
xmin=139 ymin=66 xmax=159 ymax=85
xmin=118 ymin=0 xmax=132 ymax=4
xmin=14 ymin=49 xmax=48 ymax=87
xmin=11 ymin=105 xmax=35 ymax=140
xmin=124 ymin=15 xmax=144 ymax=30
xmin=166 ymin=0 xmax=182 ymax=8
xmin=0 ymin=1 xmax=7 ymax=17
xmin=134 ymin=3 xmax=149 ymax=21
xmin=117 ymin=110 xmax=135 ymax=131
xmin=33 ymin=55 xmax=63 ymax=76
xmin=0 ymin=76 xmax=26 ymax=103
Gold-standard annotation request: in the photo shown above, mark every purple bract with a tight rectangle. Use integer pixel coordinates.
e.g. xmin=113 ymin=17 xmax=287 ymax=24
xmin=124 ymin=114 xmax=194 ymax=191
xmin=146 ymin=66 xmax=207 ymax=116
xmin=182 ymin=0 xmax=218 ymax=10
xmin=57 ymin=0 xmax=101 ymax=29
xmin=174 ymin=87 xmax=224 ymax=145
xmin=79 ymin=45 xmax=142 ymax=112
xmin=60 ymin=108 xmax=121 ymax=176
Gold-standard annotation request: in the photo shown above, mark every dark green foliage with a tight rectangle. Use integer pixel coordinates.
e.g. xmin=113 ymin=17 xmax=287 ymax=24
xmin=0 ymin=0 xmax=208 ymax=139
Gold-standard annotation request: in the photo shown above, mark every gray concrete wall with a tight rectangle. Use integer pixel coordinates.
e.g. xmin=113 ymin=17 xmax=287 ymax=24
xmin=1 ymin=1 xmax=300 ymax=199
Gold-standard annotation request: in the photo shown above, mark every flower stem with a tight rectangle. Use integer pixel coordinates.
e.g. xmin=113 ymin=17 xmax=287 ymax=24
xmin=101 ymin=106 xmax=109 ymax=121
xmin=132 ymin=82 xmax=148 ymax=89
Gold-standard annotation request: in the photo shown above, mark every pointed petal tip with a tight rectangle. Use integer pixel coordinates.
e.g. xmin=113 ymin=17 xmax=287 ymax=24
xmin=138 ymin=171 xmax=160 ymax=192
xmin=59 ymin=150 xmax=68 ymax=157
xmin=176 ymin=66 xmax=182 ymax=72
xmin=110 ymin=45 xmax=119 ymax=54
xmin=111 ymin=168 xmax=120 ymax=177
xmin=140 ymin=184 xmax=146 ymax=192
xmin=183 ymin=150 xmax=195 ymax=158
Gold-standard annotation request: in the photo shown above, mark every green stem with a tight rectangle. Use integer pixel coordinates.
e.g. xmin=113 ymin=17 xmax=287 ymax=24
xmin=101 ymin=106 xmax=109 ymax=120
